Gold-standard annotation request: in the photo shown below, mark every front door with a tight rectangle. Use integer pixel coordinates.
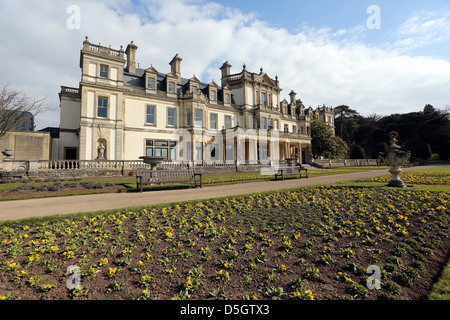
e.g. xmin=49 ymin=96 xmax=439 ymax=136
xmin=64 ymin=147 xmax=77 ymax=160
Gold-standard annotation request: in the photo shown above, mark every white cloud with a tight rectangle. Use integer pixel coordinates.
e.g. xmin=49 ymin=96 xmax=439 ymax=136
xmin=392 ymin=10 xmax=450 ymax=51
xmin=0 ymin=0 xmax=449 ymax=130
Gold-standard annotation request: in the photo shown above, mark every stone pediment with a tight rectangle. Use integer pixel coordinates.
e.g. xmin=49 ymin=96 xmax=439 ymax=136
xmin=208 ymin=80 xmax=219 ymax=88
xmin=189 ymin=75 xmax=201 ymax=83
xmin=254 ymin=73 xmax=276 ymax=87
xmin=165 ymin=71 xmax=178 ymax=79
xmin=145 ymin=65 xmax=158 ymax=74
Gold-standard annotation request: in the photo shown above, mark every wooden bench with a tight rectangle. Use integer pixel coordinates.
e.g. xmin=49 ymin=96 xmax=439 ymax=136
xmin=274 ymin=166 xmax=308 ymax=180
xmin=136 ymin=169 xmax=202 ymax=192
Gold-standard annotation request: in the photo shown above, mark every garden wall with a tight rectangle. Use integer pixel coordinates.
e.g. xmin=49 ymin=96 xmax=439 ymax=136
xmin=312 ymin=158 xmax=379 ymax=168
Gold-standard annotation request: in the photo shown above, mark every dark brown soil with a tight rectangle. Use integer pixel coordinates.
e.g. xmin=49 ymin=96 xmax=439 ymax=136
xmin=0 ymin=186 xmax=448 ymax=301
xmin=0 ymin=183 xmax=126 ymax=198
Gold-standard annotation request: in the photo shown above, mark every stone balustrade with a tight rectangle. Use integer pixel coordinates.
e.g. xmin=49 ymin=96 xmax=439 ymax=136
xmin=38 ymin=160 xmax=150 ymax=170
xmin=1 ymin=157 xmax=381 ymax=182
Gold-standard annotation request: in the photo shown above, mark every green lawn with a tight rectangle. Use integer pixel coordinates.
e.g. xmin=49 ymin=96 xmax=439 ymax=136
xmin=0 ymin=166 xmax=392 ymax=201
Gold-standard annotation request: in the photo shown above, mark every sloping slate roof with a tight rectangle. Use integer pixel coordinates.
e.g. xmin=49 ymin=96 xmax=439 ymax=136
xmin=124 ymin=68 xmax=221 ymax=92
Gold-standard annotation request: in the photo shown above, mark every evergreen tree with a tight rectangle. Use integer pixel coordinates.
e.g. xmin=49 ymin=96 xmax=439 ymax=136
xmin=350 ymin=145 xmax=365 ymax=159
xmin=311 ymin=117 xmax=349 ymax=159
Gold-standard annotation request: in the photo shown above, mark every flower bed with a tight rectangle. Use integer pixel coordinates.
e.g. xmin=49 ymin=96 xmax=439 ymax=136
xmin=359 ymin=171 xmax=450 ymax=186
xmin=0 ymin=185 xmax=448 ymax=300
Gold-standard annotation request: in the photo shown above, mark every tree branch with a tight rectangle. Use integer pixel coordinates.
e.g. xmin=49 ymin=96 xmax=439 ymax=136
xmin=0 ymin=83 xmax=50 ymax=137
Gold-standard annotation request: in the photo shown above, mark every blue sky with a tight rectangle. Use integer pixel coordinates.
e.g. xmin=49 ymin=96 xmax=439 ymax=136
xmin=1 ymin=0 xmax=450 ymax=129
xmin=217 ymin=0 xmax=450 ymax=59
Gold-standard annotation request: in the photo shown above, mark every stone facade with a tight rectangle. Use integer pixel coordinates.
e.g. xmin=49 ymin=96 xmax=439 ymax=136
xmin=58 ymin=37 xmax=335 ymax=164
xmin=0 ymin=131 xmax=51 ymax=161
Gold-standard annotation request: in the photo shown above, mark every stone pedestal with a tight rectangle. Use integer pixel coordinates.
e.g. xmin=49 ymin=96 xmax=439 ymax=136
xmin=1 ymin=159 xmax=14 ymax=172
xmin=388 ymin=166 xmax=406 ymax=188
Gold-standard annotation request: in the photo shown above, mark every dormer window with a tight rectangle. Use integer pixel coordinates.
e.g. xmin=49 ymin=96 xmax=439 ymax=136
xmin=191 ymin=86 xmax=197 ymax=93
xmin=100 ymin=65 xmax=109 ymax=78
xmin=224 ymin=93 xmax=230 ymax=104
xmin=147 ymin=77 xmax=155 ymax=90
xmin=168 ymin=81 xmax=176 ymax=93
xmin=210 ymin=90 xmax=216 ymax=101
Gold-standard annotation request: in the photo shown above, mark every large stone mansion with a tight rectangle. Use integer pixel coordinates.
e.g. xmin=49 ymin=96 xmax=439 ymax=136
xmin=57 ymin=37 xmax=334 ymax=165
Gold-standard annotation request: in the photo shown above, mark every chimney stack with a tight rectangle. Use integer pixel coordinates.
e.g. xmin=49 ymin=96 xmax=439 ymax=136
xmin=220 ymin=61 xmax=232 ymax=86
xmin=289 ymin=90 xmax=297 ymax=104
xmin=125 ymin=41 xmax=138 ymax=74
xmin=169 ymin=54 xmax=182 ymax=82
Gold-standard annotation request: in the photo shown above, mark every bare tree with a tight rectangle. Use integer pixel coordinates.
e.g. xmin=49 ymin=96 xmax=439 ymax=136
xmin=0 ymin=83 xmax=50 ymax=138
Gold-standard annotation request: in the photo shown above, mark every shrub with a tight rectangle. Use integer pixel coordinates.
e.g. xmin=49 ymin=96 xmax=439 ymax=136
xmin=64 ymin=183 xmax=79 ymax=188
xmin=46 ymin=185 xmax=60 ymax=192
xmin=12 ymin=185 xmax=34 ymax=191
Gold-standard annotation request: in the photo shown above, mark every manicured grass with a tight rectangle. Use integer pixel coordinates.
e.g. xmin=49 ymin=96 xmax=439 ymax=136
xmin=350 ymin=165 xmax=450 ymax=192
xmin=0 ymin=167 xmax=385 ymax=201
xmin=429 ymin=260 xmax=450 ymax=300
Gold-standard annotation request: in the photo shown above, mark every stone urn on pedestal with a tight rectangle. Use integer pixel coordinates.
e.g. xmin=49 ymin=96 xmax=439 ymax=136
xmin=139 ymin=156 xmax=166 ymax=170
xmin=379 ymin=132 xmax=411 ymax=188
